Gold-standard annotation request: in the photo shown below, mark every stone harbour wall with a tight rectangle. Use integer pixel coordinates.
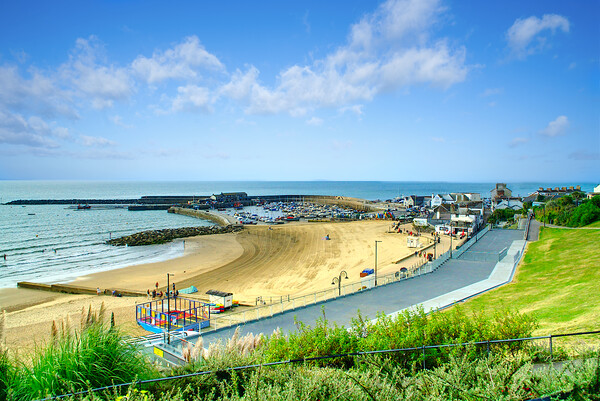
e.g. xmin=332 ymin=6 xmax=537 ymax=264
xmin=106 ymin=224 xmax=243 ymax=246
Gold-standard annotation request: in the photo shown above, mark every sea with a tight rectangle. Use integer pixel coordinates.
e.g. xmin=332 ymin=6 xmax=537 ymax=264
xmin=0 ymin=180 xmax=594 ymax=289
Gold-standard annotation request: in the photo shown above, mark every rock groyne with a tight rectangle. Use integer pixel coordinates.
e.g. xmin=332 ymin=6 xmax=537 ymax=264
xmin=106 ymin=225 xmax=243 ymax=247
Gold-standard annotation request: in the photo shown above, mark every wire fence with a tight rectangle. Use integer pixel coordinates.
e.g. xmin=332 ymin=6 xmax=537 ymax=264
xmin=36 ymin=329 xmax=600 ymax=401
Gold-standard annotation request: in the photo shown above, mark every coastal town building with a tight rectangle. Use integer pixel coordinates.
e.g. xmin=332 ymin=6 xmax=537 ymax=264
xmin=493 ymin=198 xmax=524 ymax=211
xmin=587 ymin=185 xmax=600 ymax=199
xmin=491 ymin=183 xmax=512 ymax=201
xmin=430 ymin=194 xmax=455 ymax=208
xmin=403 ymin=195 xmax=431 ymax=208
xmin=522 ymin=185 xmax=584 ymax=203
xmin=215 ymin=192 xmax=248 ymax=202
xmin=451 ymin=193 xmax=482 ymax=203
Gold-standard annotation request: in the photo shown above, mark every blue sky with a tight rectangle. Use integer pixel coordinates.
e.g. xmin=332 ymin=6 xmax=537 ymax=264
xmin=0 ymin=0 xmax=598 ymax=182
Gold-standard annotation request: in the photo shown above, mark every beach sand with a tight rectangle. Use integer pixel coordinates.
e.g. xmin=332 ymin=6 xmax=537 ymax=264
xmin=1 ymin=220 xmax=456 ymax=353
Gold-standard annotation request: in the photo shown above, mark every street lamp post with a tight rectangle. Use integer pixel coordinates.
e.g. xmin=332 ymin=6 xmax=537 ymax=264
xmin=449 ymin=224 xmax=453 ymax=258
xmin=375 ymin=240 xmax=382 ymax=286
xmin=166 ymin=273 xmax=174 ymax=343
xmin=331 ymin=270 xmax=348 ymax=296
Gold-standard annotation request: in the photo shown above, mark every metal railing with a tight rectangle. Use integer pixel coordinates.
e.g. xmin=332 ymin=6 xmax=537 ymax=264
xmin=198 ymin=226 xmax=492 ymax=334
xmin=201 ymin=258 xmax=432 ymax=333
xmin=450 ymin=224 xmax=490 ymax=259
xmin=37 ymin=329 xmax=600 ymax=400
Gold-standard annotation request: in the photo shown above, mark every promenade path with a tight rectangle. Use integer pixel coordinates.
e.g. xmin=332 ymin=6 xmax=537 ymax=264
xmin=526 ymin=219 xmax=542 ymax=241
xmin=186 ymin=229 xmax=525 ymax=348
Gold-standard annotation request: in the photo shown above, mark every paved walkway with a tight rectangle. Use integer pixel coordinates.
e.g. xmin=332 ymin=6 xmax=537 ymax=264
xmin=182 ymin=229 xmax=525 ymax=349
xmin=527 ymin=219 xmax=541 ymax=241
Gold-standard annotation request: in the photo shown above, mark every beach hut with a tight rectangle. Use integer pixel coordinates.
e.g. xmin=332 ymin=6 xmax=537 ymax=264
xmin=206 ymin=289 xmax=233 ymax=309
xmin=406 ymin=236 xmax=422 ymax=248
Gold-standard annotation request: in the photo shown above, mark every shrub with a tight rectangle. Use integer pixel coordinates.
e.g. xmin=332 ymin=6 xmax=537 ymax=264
xmin=6 ymin=305 xmax=157 ymax=400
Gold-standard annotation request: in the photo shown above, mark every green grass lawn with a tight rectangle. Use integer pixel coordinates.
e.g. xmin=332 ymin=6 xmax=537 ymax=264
xmin=585 ymin=220 xmax=600 ymax=228
xmin=459 ymin=227 xmax=600 ymax=337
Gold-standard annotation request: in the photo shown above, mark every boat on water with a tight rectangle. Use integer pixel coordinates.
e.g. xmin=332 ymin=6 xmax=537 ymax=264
xmin=77 ymin=204 xmax=91 ymax=210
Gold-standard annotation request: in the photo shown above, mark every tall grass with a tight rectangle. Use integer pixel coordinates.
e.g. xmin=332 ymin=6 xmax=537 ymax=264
xmin=3 ymin=304 xmax=157 ymax=401
xmin=262 ymin=305 xmax=537 ymax=370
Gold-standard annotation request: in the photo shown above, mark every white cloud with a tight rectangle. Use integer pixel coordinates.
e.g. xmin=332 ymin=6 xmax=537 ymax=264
xmin=216 ymin=0 xmax=468 ymax=115
xmin=0 ymin=110 xmax=68 ymax=148
xmin=506 ymin=14 xmax=569 ymax=58
xmin=132 ymin=36 xmax=223 ymax=84
xmin=170 ymin=85 xmax=212 ymax=112
xmin=57 ymin=36 xmax=133 ymax=110
xmin=339 ymin=104 xmax=364 ymax=116
xmin=509 ymin=137 xmax=529 ymax=148
xmin=539 ymin=115 xmax=569 ymax=137
xmin=110 ymin=115 xmax=134 ymax=129
xmin=481 ymin=88 xmax=503 ymax=97
xmin=306 ymin=117 xmax=323 ymax=126
xmin=79 ymin=135 xmax=116 ymax=147
xmin=331 ymin=140 xmax=353 ymax=150
xmin=0 ymin=65 xmax=76 ymax=118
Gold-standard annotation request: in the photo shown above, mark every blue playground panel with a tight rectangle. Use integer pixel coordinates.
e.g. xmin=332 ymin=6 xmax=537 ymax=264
xmin=136 ymin=297 xmax=210 ymax=334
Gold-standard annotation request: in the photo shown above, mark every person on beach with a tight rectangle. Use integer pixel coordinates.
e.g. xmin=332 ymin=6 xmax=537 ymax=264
xmin=96 ymin=287 xmax=101 ymax=296
xmin=147 ymin=289 xmax=150 ymax=300
xmin=152 ymin=289 xmax=156 ymax=299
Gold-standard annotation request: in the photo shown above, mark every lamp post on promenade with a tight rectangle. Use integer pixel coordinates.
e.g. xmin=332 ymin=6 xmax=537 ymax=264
xmin=375 ymin=240 xmax=382 ymax=286
xmin=166 ymin=273 xmax=174 ymax=343
xmin=331 ymin=270 xmax=348 ymax=296
xmin=449 ymin=224 xmax=453 ymax=258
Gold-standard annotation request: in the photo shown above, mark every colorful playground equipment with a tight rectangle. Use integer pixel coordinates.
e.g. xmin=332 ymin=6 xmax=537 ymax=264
xmin=136 ymin=297 xmax=210 ymax=334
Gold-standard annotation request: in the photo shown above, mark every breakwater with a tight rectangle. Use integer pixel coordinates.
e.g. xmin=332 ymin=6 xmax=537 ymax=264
xmin=17 ymin=281 xmax=145 ymax=297
xmin=168 ymin=206 xmax=239 ymax=226
xmin=107 ymin=224 xmax=243 ymax=247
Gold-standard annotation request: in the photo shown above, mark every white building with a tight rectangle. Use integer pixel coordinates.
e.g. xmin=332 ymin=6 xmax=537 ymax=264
xmin=431 ymin=194 xmax=455 ymax=208
xmin=493 ymin=198 xmax=524 ymax=211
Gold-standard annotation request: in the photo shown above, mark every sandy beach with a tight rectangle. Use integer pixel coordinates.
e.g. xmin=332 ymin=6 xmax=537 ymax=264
xmin=1 ymin=220 xmax=456 ymax=354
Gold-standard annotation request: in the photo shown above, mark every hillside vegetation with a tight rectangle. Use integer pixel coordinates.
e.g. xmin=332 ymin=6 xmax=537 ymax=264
xmin=535 ymin=194 xmax=600 ymax=227
xmin=459 ymin=226 xmax=600 ymax=337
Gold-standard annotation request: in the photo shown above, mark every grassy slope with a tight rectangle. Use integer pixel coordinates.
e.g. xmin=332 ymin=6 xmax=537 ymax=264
xmin=459 ymin=227 xmax=600 ymax=335
xmin=585 ymin=220 xmax=600 ymax=228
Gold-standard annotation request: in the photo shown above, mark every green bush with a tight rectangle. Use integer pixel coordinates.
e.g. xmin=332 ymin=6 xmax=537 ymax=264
xmin=5 ymin=310 xmax=157 ymax=400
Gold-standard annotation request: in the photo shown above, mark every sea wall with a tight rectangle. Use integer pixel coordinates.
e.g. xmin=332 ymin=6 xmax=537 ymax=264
xmin=106 ymin=224 xmax=243 ymax=247
xmin=168 ymin=206 xmax=239 ymax=226
xmin=305 ymin=195 xmax=376 ymax=212
xmin=17 ymin=282 xmax=144 ymax=297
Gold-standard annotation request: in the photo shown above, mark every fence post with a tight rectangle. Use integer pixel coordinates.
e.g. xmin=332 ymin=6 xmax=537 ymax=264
xmin=549 ymin=334 xmax=553 ymax=361
xmin=486 ymin=340 xmax=490 ymax=357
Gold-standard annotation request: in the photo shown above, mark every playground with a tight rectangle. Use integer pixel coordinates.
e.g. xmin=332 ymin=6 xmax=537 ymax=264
xmin=136 ymin=297 xmax=210 ymax=334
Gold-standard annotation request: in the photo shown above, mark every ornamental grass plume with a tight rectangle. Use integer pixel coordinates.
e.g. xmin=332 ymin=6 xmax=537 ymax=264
xmin=0 ymin=310 xmax=5 ymax=352
xmin=191 ymin=336 xmax=204 ymax=361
